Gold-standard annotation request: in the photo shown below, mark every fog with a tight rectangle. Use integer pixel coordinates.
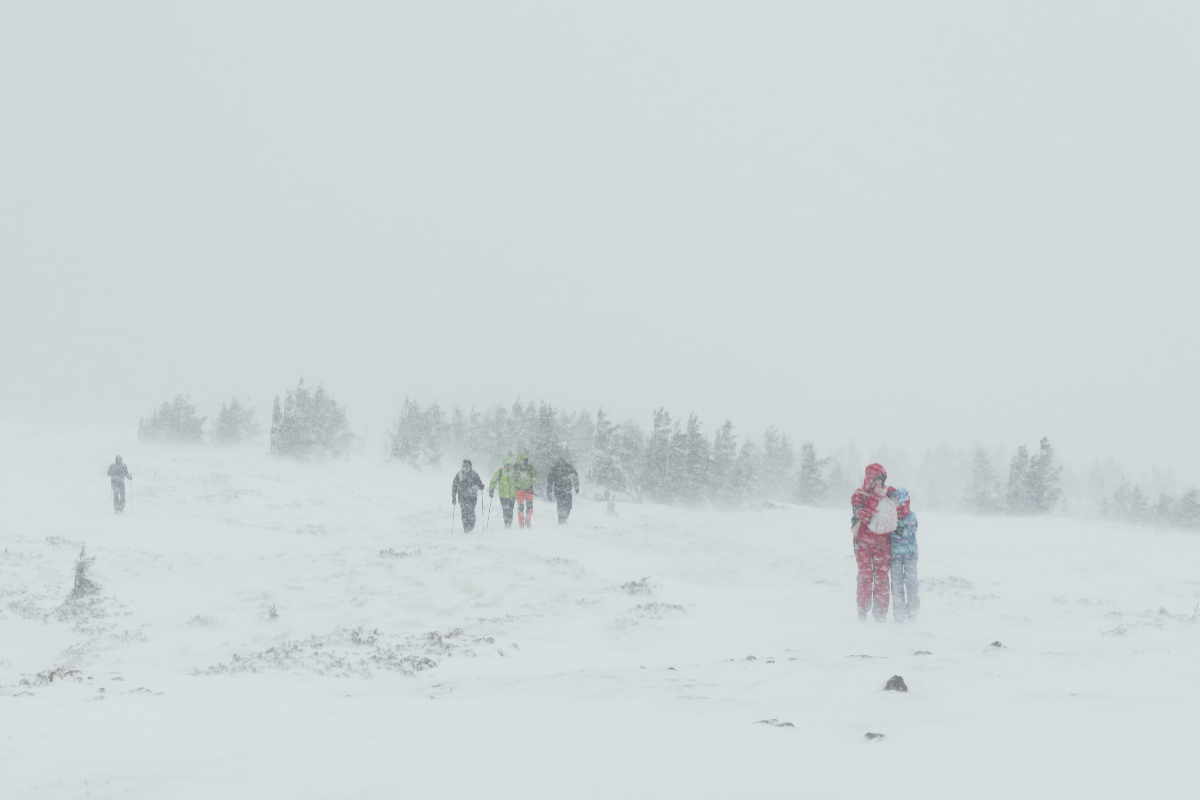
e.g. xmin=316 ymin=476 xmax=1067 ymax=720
xmin=3 ymin=3 xmax=1197 ymax=479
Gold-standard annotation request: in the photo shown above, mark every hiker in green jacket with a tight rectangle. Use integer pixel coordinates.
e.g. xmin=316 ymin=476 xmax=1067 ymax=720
xmin=489 ymin=457 xmax=517 ymax=529
xmin=513 ymin=452 xmax=538 ymax=528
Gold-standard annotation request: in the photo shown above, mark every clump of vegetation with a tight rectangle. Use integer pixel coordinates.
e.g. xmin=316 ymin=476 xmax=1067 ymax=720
xmin=138 ymin=394 xmax=206 ymax=443
xmin=212 ymin=396 xmax=262 ymax=445
xmin=270 ymin=379 xmax=354 ymax=459
xmin=70 ymin=544 xmax=101 ymax=599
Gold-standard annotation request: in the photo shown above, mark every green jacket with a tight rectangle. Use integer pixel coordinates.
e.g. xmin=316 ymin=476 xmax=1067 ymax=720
xmin=513 ymin=456 xmax=537 ymax=491
xmin=489 ymin=458 xmax=516 ymax=499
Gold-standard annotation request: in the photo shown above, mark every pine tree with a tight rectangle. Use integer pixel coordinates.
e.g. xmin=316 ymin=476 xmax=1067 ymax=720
xmin=732 ymin=439 xmax=761 ymax=503
xmin=826 ymin=457 xmax=849 ymax=505
xmin=212 ymin=397 xmax=261 ymax=445
xmin=138 ymin=394 xmax=206 ymax=443
xmin=678 ymin=414 xmax=712 ymax=505
xmin=1176 ymin=488 xmax=1200 ymax=528
xmin=642 ymin=408 xmax=676 ymax=503
xmin=969 ymin=444 xmax=1001 ymax=513
xmin=1006 ymin=444 xmax=1031 ymax=514
xmin=273 ymin=379 xmax=353 ymax=459
xmin=711 ymin=420 xmax=737 ymax=508
xmin=794 ymin=440 xmax=829 ymax=505
xmin=614 ymin=418 xmax=646 ymax=499
xmin=422 ymin=401 xmax=448 ymax=469
xmin=1024 ymin=436 xmax=1062 ymax=513
xmin=388 ymin=397 xmax=425 ymax=466
xmin=269 ymin=396 xmax=283 ymax=454
xmin=566 ymin=409 xmax=595 ymax=477
xmin=588 ymin=408 xmax=623 ymax=493
xmin=761 ymin=426 xmax=795 ymax=501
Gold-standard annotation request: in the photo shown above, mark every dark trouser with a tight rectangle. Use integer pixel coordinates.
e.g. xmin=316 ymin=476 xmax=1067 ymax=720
xmin=500 ymin=497 xmax=515 ymax=528
xmin=111 ymin=479 xmax=126 ymax=512
xmin=460 ymin=496 xmax=478 ymax=532
xmin=555 ymin=491 xmax=573 ymax=523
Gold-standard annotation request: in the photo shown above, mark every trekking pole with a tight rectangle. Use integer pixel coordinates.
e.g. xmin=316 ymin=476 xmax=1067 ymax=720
xmin=450 ymin=500 xmax=456 ymax=535
xmin=485 ymin=495 xmax=493 ymax=532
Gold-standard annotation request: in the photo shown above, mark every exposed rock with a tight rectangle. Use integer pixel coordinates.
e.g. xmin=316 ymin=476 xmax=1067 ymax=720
xmin=754 ymin=719 xmax=794 ymax=728
xmin=865 ymin=732 xmax=885 ymax=740
xmin=884 ymin=675 xmax=908 ymax=692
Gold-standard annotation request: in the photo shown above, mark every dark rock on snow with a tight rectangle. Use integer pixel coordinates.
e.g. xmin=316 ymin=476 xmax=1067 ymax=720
xmin=884 ymin=675 xmax=908 ymax=692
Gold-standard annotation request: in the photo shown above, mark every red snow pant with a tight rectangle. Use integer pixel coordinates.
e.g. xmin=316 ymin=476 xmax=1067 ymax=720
xmin=854 ymin=531 xmax=891 ymax=619
xmin=516 ymin=489 xmax=534 ymax=527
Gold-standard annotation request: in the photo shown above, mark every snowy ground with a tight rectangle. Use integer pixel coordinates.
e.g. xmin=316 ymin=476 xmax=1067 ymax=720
xmin=2 ymin=425 xmax=1198 ymax=799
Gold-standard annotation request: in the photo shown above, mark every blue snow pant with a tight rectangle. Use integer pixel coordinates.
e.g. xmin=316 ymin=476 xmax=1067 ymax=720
xmin=889 ymin=553 xmax=919 ymax=622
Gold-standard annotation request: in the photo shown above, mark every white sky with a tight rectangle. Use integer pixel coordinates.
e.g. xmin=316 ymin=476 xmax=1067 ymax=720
xmin=2 ymin=3 xmax=1198 ymax=480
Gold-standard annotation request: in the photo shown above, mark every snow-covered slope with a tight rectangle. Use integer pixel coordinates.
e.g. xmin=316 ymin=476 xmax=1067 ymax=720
xmin=2 ymin=425 xmax=1197 ymax=798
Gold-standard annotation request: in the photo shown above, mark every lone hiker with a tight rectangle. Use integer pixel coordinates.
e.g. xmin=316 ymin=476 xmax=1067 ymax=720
xmin=107 ymin=455 xmax=133 ymax=514
xmin=546 ymin=456 xmax=580 ymax=524
xmin=489 ymin=457 xmax=517 ymax=529
xmin=513 ymin=453 xmax=537 ymax=528
xmin=452 ymin=460 xmax=485 ymax=533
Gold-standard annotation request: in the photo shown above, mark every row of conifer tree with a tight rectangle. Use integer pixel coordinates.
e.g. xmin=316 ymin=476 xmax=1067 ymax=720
xmin=134 ymin=382 xmax=1196 ymax=527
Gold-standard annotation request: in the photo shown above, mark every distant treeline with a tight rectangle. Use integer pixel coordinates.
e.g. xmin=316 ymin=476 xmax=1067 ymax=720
xmin=135 ymin=383 xmax=1199 ymax=527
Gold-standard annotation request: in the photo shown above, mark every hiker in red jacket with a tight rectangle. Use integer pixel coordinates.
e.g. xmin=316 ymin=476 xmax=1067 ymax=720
xmin=851 ymin=463 xmax=898 ymax=621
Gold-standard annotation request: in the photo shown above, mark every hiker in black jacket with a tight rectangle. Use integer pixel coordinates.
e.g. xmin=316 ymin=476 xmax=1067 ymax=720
xmin=546 ymin=458 xmax=580 ymax=524
xmin=451 ymin=460 xmax=486 ymax=532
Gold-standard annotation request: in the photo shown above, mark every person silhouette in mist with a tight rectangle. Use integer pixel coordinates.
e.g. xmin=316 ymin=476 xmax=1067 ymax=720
xmin=107 ymin=455 xmax=133 ymax=513
xmin=451 ymin=459 xmax=485 ymax=533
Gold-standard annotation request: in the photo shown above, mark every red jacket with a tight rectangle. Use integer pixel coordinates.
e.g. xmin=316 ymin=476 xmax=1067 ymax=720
xmin=851 ymin=463 xmax=894 ymax=537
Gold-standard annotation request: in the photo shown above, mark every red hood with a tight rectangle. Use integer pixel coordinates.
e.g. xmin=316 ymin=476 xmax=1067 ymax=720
xmin=861 ymin=463 xmax=887 ymax=491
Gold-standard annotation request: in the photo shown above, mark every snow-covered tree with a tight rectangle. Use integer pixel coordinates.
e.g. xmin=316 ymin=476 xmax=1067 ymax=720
xmin=678 ymin=414 xmax=712 ymax=505
xmin=968 ymin=444 xmax=1002 ymax=513
xmin=642 ymin=408 xmax=677 ymax=503
xmin=138 ymin=394 xmax=206 ymax=443
xmin=710 ymin=420 xmax=738 ymax=508
xmin=588 ymin=408 xmax=623 ymax=493
xmin=794 ymin=440 xmax=829 ymax=506
xmin=272 ymin=379 xmax=353 ymax=459
xmin=1006 ymin=444 xmax=1031 ymax=514
xmin=212 ymin=397 xmax=261 ymax=445
xmin=761 ymin=426 xmax=795 ymax=501
xmin=1025 ymin=437 xmax=1062 ymax=513
xmin=732 ymin=439 xmax=761 ymax=503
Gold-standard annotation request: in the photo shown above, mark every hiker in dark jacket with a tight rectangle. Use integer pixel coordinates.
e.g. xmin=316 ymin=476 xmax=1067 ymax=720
xmin=451 ymin=459 xmax=486 ymax=532
xmin=107 ymin=456 xmax=133 ymax=513
xmin=546 ymin=458 xmax=580 ymax=524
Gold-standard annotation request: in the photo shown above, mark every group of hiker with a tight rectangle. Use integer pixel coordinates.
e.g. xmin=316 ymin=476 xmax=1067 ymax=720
xmin=104 ymin=453 xmax=917 ymax=622
xmin=850 ymin=463 xmax=920 ymax=623
xmin=450 ymin=453 xmax=579 ymax=533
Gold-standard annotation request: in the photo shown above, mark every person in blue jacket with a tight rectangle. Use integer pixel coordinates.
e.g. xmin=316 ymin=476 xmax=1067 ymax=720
xmin=888 ymin=488 xmax=919 ymax=622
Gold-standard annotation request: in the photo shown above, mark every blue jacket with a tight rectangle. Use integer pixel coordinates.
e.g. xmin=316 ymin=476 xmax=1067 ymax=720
xmin=889 ymin=488 xmax=918 ymax=558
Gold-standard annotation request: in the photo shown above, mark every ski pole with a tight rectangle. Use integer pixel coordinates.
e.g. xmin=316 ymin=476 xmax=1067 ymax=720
xmin=450 ymin=500 xmax=456 ymax=535
xmin=485 ymin=495 xmax=493 ymax=532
